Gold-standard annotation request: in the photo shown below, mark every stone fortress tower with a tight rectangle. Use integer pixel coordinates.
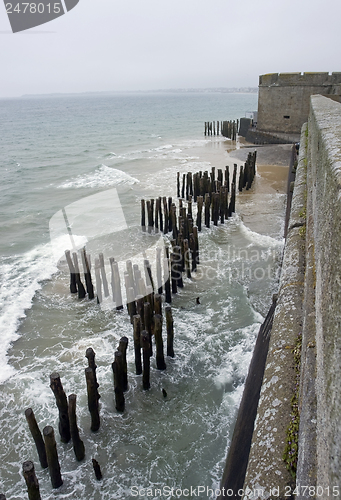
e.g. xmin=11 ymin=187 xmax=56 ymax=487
xmin=245 ymin=72 xmax=341 ymax=143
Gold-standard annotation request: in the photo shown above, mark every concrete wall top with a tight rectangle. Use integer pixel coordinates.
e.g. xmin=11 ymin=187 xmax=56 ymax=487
xmin=259 ymin=72 xmax=341 ymax=87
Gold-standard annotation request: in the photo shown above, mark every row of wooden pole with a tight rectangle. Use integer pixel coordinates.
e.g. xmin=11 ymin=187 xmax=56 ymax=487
xmin=22 ymin=299 xmax=174 ymax=497
xmin=22 ymin=364 xmax=102 ymax=498
xmin=141 ymin=198 xmax=199 ymax=281
xmin=204 ymin=120 xmax=238 ymax=140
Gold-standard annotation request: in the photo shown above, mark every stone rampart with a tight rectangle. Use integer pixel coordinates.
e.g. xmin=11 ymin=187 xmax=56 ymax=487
xmin=257 ymin=72 xmax=341 ymax=135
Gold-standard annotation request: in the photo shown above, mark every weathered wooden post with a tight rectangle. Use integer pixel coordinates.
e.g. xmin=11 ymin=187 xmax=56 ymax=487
xmin=99 ymin=253 xmax=109 ymax=297
xmin=65 ymin=250 xmax=77 ymax=294
xmin=154 ymin=314 xmax=166 ymax=370
xmin=141 ymin=331 xmax=151 ymax=390
xmin=170 ymin=252 xmax=178 ymax=294
xmin=127 ymin=286 xmax=137 ymax=323
xmin=238 ymin=165 xmax=244 ymax=192
xmin=162 ymin=197 xmax=169 ymax=233
xmin=118 ymin=336 xmax=128 ymax=392
xmin=94 ymin=257 xmax=102 ymax=304
xmin=68 ymin=394 xmax=85 ymax=461
xmin=133 ymin=314 xmax=142 ymax=375
xmin=173 ymin=245 xmax=183 ymax=287
xmin=156 ymin=247 xmax=163 ymax=294
xmin=112 ymin=351 xmax=125 ymax=412
xmin=193 ymin=226 xmax=199 ymax=265
xmin=196 ymin=195 xmax=203 ymax=231
xmin=43 ymin=426 xmax=63 ymax=489
xmin=181 ymin=174 xmax=186 ymax=199
xmin=81 ymin=248 xmax=94 ymax=300
xmin=163 ymin=257 xmax=171 ymax=303
xmin=85 ymin=367 xmax=100 ymax=431
xmin=165 ymin=306 xmax=174 ymax=357
xmin=72 ymin=252 xmax=86 ymax=299
xmin=146 ymin=200 xmax=152 ymax=233
xmin=177 ymin=172 xmax=180 ymax=198
xmin=136 ymin=294 xmax=145 ymax=328
xmin=22 ymin=461 xmax=41 ymax=500
xmin=168 ymin=197 xmax=173 ymax=233
xmin=141 ymin=199 xmax=146 ymax=231
xmin=204 ymin=193 xmax=210 ymax=228
xmin=92 ymin=459 xmax=102 ymax=480
xmin=144 ymin=259 xmax=154 ymax=290
xmin=184 ymin=239 xmax=191 ymax=279
xmin=154 ymin=293 xmax=162 ymax=316
xmin=111 ymin=260 xmax=123 ymax=310
xmin=25 ymin=409 xmax=48 ymax=469
xmin=144 ymin=302 xmax=153 ymax=357
xmin=85 ymin=347 xmax=100 ymax=401
xmin=49 ymin=373 xmax=70 ymax=443
xmin=155 ymin=198 xmax=160 ymax=233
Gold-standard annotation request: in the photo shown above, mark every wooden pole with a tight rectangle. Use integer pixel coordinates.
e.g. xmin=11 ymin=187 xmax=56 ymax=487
xmin=154 ymin=314 xmax=166 ymax=370
xmin=196 ymin=195 xmax=203 ymax=231
xmin=177 ymin=172 xmax=180 ymax=198
xmin=204 ymin=193 xmax=211 ymax=228
xmin=112 ymin=351 xmax=125 ymax=412
xmin=43 ymin=426 xmax=63 ymax=489
xmin=162 ymin=197 xmax=169 ymax=233
xmin=49 ymin=373 xmax=70 ymax=443
xmin=111 ymin=260 xmax=123 ymax=310
xmin=170 ymin=252 xmax=178 ymax=294
xmin=141 ymin=199 xmax=146 ymax=231
xmin=81 ymin=248 xmax=94 ymax=300
xmin=22 ymin=461 xmax=41 ymax=500
xmin=94 ymin=258 xmax=102 ymax=303
xmin=92 ymin=459 xmax=102 ymax=480
xmin=156 ymin=247 xmax=163 ymax=294
xmin=181 ymin=174 xmax=185 ymax=199
xmin=133 ymin=314 xmax=142 ymax=375
xmin=99 ymin=253 xmax=109 ymax=297
xmin=163 ymin=257 xmax=171 ymax=303
xmin=72 ymin=252 xmax=86 ymax=299
xmin=24 ymin=409 xmax=48 ymax=469
xmin=118 ymin=337 xmax=128 ymax=392
xmin=183 ymin=239 xmax=191 ymax=279
xmin=85 ymin=347 xmax=100 ymax=402
xmin=68 ymin=394 xmax=85 ymax=461
xmin=85 ymin=367 xmax=100 ymax=431
xmin=127 ymin=286 xmax=137 ymax=323
xmin=154 ymin=293 xmax=162 ymax=316
xmin=144 ymin=302 xmax=153 ymax=357
xmin=141 ymin=331 xmax=151 ymax=390
xmin=165 ymin=306 xmax=174 ymax=358
xmin=65 ymin=250 xmax=77 ymax=294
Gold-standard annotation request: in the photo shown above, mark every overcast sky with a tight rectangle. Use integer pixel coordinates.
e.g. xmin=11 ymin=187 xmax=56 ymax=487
xmin=0 ymin=0 xmax=340 ymax=97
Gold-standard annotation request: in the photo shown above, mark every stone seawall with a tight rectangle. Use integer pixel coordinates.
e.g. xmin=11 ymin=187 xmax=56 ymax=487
xmin=219 ymin=95 xmax=341 ymax=500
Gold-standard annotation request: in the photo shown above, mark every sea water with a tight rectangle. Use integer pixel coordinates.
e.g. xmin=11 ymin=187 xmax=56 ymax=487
xmin=0 ymin=92 xmax=285 ymax=499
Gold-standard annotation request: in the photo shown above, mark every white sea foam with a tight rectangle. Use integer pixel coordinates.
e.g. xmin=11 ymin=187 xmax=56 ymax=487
xmin=236 ymin=214 xmax=285 ymax=248
xmin=58 ymin=165 xmax=139 ymax=189
xmin=0 ymin=244 xmax=58 ymax=384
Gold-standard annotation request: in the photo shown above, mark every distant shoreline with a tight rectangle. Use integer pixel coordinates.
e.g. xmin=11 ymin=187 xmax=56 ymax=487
xmin=0 ymin=87 xmax=258 ymax=99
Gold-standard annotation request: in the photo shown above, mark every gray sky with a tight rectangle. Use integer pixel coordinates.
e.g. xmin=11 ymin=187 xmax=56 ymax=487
xmin=1 ymin=0 xmax=341 ymax=97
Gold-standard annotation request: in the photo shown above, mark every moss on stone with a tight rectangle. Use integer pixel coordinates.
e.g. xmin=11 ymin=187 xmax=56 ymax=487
xmin=283 ymin=332 xmax=302 ymax=478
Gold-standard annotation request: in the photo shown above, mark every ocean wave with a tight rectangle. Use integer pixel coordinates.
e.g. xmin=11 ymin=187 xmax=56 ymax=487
xmin=0 ymin=244 xmax=58 ymax=384
xmin=236 ymin=214 xmax=284 ymax=248
xmin=58 ymin=165 xmax=139 ymax=189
